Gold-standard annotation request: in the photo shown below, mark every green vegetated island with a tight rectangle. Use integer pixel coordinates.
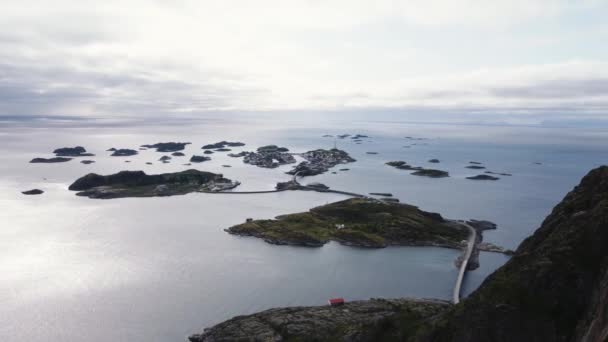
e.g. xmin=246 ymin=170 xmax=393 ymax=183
xmin=190 ymin=165 xmax=608 ymax=342
xmin=226 ymin=198 xmax=468 ymax=248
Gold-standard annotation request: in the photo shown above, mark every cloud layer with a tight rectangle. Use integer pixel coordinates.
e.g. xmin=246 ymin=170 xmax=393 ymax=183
xmin=1 ymin=0 xmax=607 ymax=123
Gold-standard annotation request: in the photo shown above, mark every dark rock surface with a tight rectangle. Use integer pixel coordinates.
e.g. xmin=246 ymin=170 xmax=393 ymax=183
xmin=69 ymin=169 xmax=239 ymax=199
xmin=171 ymin=152 xmax=185 ymax=157
xmin=465 ymin=165 xmax=486 ymax=169
xmin=190 ymin=155 xmax=211 ymax=163
xmin=141 ymin=142 xmax=191 ymax=152
xmin=30 ymin=157 xmax=72 ymax=163
xmin=80 ymin=160 xmax=95 ymax=164
xmin=203 ymin=150 xmax=214 ymax=154
xmin=189 ymin=298 xmax=449 ymax=342
xmin=22 ymin=189 xmax=44 ymax=195
xmin=110 ymin=149 xmax=138 ymax=157
xmin=53 ymin=146 xmax=94 ymax=157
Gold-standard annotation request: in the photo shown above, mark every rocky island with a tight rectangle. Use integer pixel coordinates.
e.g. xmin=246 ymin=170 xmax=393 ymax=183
xmin=141 ymin=142 xmax=191 ymax=152
xmin=466 ymin=174 xmax=499 ymax=181
xmin=226 ymin=198 xmax=468 ymax=248
xmin=190 ymin=155 xmax=211 ymax=163
xmin=30 ymin=157 xmax=72 ymax=163
xmin=22 ymin=189 xmax=44 ymax=195
xmin=108 ymin=148 xmax=138 ymax=157
xmin=201 ymin=141 xmax=245 ymax=149
xmin=190 ymin=166 xmax=608 ymax=342
xmin=68 ymin=169 xmax=239 ymax=199
xmin=242 ymin=145 xmax=296 ymax=168
xmin=287 ymin=148 xmax=356 ymax=176
xmin=386 ymin=161 xmax=449 ymax=178
xmin=53 ymin=146 xmax=94 ymax=157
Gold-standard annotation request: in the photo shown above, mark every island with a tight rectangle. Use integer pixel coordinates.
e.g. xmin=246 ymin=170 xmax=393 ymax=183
xmin=171 ymin=152 xmax=185 ymax=157
xmin=190 ymin=155 xmax=211 ymax=163
xmin=201 ymin=141 xmax=245 ymax=149
xmin=68 ymin=169 xmax=240 ymax=199
xmin=53 ymin=146 xmax=94 ymax=157
xmin=225 ymin=198 xmax=468 ymax=248
xmin=108 ymin=148 xmax=138 ymax=157
xmin=159 ymin=156 xmax=172 ymax=163
xmin=466 ymin=165 xmax=486 ymax=169
xmin=30 ymin=157 xmax=72 ymax=163
xmin=242 ymin=145 xmax=295 ymax=168
xmin=22 ymin=189 xmax=44 ymax=195
xmin=80 ymin=160 xmax=95 ymax=164
xmin=428 ymin=159 xmax=440 ymax=163
xmin=386 ymin=161 xmax=450 ymax=178
xmin=287 ymin=148 xmax=356 ymax=176
xmin=140 ymin=142 xmax=191 ymax=152
xmin=412 ymin=169 xmax=450 ymax=178
xmin=466 ymin=174 xmax=499 ymax=180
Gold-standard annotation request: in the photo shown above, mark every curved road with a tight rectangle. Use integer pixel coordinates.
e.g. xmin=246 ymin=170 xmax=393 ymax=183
xmin=452 ymin=222 xmax=477 ymax=304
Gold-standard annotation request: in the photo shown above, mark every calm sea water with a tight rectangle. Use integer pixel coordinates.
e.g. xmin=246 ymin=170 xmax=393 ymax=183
xmin=1 ymin=115 xmax=606 ymax=341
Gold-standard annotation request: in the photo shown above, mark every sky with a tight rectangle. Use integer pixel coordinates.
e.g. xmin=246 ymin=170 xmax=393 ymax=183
xmin=1 ymin=0 xmax=608 ymax=124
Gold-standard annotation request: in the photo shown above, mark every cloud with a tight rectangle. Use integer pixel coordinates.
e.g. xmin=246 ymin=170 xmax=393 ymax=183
xmin=0 ymin=0 xmax=606 ymax=122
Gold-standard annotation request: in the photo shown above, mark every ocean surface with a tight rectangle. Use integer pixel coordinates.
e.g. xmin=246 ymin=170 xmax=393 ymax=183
xmin=1 ymin=114 xmax=606 ymax=341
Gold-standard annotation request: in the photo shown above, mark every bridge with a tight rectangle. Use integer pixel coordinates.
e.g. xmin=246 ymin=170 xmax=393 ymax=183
xmin=452 ymin=222 xmax=477 ymax=304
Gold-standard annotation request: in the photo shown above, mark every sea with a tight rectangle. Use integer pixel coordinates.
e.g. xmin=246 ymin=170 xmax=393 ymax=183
xmin=1 ymin=113 xmax=606 ymax=341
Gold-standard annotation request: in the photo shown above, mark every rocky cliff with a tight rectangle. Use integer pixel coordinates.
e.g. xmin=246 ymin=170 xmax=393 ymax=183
xmin=189 ymin=166 xmax=608 ymax=342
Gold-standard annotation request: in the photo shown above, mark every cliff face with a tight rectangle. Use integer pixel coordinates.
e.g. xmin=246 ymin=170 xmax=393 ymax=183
xmin=190 ymin=166 xmax=608 ymax=342
xmin=419 ymin=166 xmax=608 ymax=342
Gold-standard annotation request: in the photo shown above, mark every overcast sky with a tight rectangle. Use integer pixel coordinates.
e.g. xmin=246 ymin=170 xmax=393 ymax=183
xmin=1 ymin=0 xmax=607 ymax=123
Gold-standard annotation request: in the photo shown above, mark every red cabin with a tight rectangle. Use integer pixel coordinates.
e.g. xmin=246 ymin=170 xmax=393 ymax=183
xmin=328 ymin=298 xmax=345 ymax=306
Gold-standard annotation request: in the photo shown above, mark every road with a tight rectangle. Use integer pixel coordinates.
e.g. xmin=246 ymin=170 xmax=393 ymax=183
xmin=452 ymin=222 xmax=477 ymax=304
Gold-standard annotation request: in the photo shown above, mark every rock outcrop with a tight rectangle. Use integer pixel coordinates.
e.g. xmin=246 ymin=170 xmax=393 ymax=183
xmin=189 ymin=299 xmax=449 ymax=342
